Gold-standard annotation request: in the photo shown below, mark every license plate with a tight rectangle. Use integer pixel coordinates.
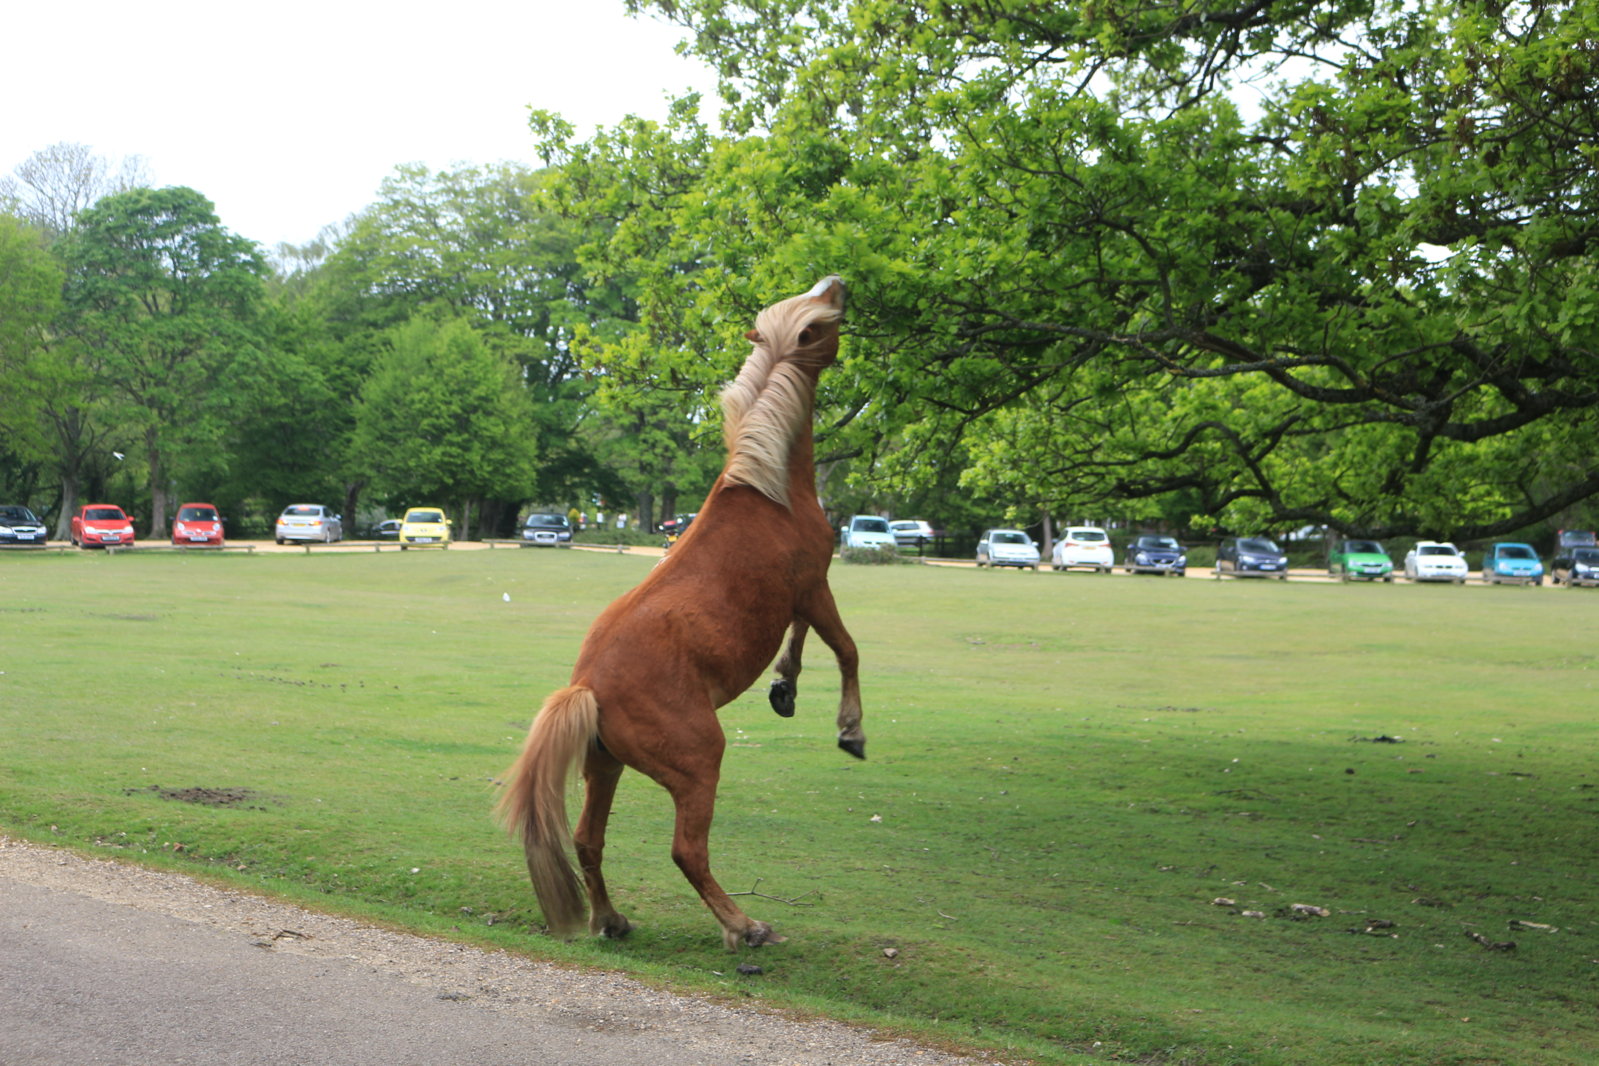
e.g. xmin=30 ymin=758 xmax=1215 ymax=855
xmin=189 ymin=534 xmax=209 ymax=541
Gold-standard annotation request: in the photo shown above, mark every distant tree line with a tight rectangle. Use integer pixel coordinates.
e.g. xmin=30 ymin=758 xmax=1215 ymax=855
xmin=4 ymin=0 xmax=1597 ymax=546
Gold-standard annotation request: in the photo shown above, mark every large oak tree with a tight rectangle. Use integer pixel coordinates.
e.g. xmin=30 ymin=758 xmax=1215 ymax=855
xmin=556 ymin=0 xmax=1599 ymax=539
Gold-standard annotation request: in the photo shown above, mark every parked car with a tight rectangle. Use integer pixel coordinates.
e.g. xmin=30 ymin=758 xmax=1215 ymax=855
xmin=1481 ymin=542 xmax=1543 ymax=585
xmin=1327 ymin=538 xmax=1394 ymax=582
xmin=1123 ymin=534 xmax=1187 ymax=576
xmin=372 ymin=519 xmax=402 ymax=540
xmin=70 ymin=504 xmax=135 ymax=549
xmin=840 ymin=515 xmax=896 ymax=551
xmin=1403 ymin=541 xmax=1468 ymax=583
xmin=520 ymin=511 xmax=573 ymax=547
xmin=0 ymin=504 xmax=49 ymax=545
xmin=1215 ymin=536 xmax=1288 ymax=579
xmin=398 ymin=506 xmax=451 ymax=549
xmin=274 ymin=504 xmax=342 ymax=544
xmin=888 ymin=519 xmax=936 ymax=547
xmin=1050 ymin=526 xmax=1114 ymax=572
xmin=976 ymin=528 xmax=1040 ymax=570
xmin=659 ymin=512 xmax=696 ymax=537
xmin=170 ymin=502 xmax=224 ymax=547
xmin=1550 ymin=546 xmax=1599 ymax=588
xmin=1556 ymin=528 xmax=1597 ymax=551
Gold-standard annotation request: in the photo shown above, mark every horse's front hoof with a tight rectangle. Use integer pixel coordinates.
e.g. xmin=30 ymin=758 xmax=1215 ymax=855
xmin=838 ymin=735 xmax=866 ymax=760
xmin=768 ymin=678 xmax=796 ymax=718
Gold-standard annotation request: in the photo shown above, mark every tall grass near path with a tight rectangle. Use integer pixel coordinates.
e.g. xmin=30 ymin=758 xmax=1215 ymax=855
xmin=2 ymin=550 xmax=1597 ymax=1065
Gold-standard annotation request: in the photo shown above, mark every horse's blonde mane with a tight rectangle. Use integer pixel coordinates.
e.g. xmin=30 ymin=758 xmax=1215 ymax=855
xmin=719 ymin=285 xmax=842 ymax=507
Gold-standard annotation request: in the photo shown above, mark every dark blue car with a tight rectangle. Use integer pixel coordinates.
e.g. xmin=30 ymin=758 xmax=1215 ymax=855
xmin=1123 ymin=534 xmax=1187 ymax=576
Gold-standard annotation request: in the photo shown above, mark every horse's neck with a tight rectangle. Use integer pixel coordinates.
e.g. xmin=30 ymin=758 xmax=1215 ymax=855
xmin=784 ymin=422 xmax=818 ymax=505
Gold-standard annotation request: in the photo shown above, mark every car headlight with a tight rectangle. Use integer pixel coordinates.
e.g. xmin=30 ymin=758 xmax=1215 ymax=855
xmin=1135 ymin=552 xmax=1149 ymax=563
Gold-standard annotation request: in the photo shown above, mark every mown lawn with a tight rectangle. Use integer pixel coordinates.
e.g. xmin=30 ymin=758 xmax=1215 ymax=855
xmin=1 ymin=548 xmax=1596 ymax=1065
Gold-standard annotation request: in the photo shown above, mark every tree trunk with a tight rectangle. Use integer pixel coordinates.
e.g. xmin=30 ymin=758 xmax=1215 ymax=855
xmin=634 ymin=488 xmax=655 ymax=536
xmin=660 ymin=484 xmax=678 ymax=531
xmin=54 ymin=471 xmax=80 ymax=541
xmin=342 ymin=480 xmax=365 ymax=534
xmin=146 ymin=426 xmax=169 ymax=539
xmin=1040 ymin=510 xmax=1055 ymax=562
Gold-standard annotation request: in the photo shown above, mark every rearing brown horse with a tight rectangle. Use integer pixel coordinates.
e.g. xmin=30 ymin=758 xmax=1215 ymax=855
xmin=497 ymin=276 xmax=864 ymax=950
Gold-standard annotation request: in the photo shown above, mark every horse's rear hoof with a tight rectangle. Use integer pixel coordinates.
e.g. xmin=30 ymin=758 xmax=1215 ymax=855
xmin=594 ymin=914 xmax=635 ymax=939
xmin=768 ymin=678 xmax=796 ymax=718
xmin=838 ymin=736 xmax=866 ymax=760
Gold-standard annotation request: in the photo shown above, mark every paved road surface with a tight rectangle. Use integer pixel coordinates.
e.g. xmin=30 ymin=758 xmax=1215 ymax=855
xmin=1 ymin=839 xmax=997 ymax=1066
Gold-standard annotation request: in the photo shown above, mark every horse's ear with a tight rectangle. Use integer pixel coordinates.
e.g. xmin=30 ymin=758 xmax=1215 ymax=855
xmin=745 ymin=329 xmax=763 ymax=344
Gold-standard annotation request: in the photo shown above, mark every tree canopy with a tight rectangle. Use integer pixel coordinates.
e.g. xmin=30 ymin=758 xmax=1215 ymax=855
xmin=553 ymin=0 xmax=1599 ymax=539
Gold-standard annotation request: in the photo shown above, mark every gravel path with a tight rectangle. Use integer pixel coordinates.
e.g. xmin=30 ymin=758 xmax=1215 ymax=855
xmin=1 ymin=836 xmax=1002 ymax=1066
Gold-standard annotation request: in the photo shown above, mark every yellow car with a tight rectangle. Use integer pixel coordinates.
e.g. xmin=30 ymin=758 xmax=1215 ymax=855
xmin=398 ymin=506 xmax=451 ymax=550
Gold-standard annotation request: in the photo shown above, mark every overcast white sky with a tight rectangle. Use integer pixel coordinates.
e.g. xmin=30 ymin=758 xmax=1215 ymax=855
xmin=3 ymin=0 xmax=720 ymax=249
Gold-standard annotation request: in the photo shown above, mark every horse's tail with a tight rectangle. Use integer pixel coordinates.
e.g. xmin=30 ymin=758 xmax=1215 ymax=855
xmin=495 ymin=684 xmax=598 ymax=937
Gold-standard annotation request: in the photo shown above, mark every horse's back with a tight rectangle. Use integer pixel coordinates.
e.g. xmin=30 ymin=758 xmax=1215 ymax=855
xmin=574 ymin=487 xmax=831 ymax=713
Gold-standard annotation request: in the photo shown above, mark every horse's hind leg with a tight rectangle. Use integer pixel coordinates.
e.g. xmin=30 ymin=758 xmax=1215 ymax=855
xmin=575 ymin=743 xmax=632 ymax=938
xmin=663 ymin=764 xmax=784 ymax=951
xmin=768 ymin=620 xmax=808 ymax=718
xmin=799 ymin=585 xmax=865 ymax=759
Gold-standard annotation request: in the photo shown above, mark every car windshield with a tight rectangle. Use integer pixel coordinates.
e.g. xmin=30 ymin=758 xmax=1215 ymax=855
xmin=526 ymin=513 xmax=568 ymax=527
xmin=0 ymin=506 xmax=37 ymax=522
xmin=853 ymin=518 xmax=890 ymax=533
xmin=85 ymin=507 xmax=124 ymax=521
xmin=1572 ymin=548 xmax=1599 ymax=563
xmin=1418 ymin=545 xmax=1457 ymax=556
xmin=407 ymin=510 xmax=445 ymax=523
xmin=1137 ymin=536 xmax=1179 ymax=550
xmin=177 ymin=506 xmax=216 ymax=521
xmin=1069 ymin=530 xmax=1107 ymax=542
xmin=1498 ymin=545 xmax=1538 ymax=560
xmin=1344 ymin=540 xmax=1384 ymax=554
xmin=284 ymin=506 xmax=322 ymax=517
xmin=993 ymin=531 xmax=1030 ymax=545
xmin=1239 ymin=538 xmax=1280 ymax=554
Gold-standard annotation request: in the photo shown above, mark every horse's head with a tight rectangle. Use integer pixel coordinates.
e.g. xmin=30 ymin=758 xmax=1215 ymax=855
xmin=745 ymin=275 xmax=845 ymax=371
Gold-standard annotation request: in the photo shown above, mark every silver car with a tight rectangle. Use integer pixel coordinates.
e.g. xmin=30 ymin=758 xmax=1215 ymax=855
xmin=275 ymin=504 xmax=343 ymax=544
xmin=976 ymin=528 xmax=1041 ymax=570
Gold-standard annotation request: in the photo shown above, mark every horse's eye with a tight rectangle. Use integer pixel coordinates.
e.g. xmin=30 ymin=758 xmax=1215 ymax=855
xmin=798 ymin=328 xmax=813 ymax=345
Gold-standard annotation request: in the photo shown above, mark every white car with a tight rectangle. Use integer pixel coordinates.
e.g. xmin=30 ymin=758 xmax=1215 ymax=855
xmin=976 ymin=528 xmax=1040 ymax=570
xmin=1404 ymin=541 xmax=1467 ymax=583
xmin=840 ymin=515 xmax=896 ymax=551
xmin=1051 ymin=526 xmax=1115 ymax=572
xmin=888 ymin=519 xmax=936 ymax=547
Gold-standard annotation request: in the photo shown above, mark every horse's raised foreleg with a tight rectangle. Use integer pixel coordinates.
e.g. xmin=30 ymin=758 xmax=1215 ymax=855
xmin=799 ymin=584 xmax=865 ymax=759
xmin=575 ymin=743 xmax=633 ymax=938
xmin=767 ymin=620 xmax=809 ymax=718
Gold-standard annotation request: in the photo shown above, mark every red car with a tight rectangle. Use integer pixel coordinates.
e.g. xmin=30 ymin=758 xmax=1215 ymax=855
xmin=71 ymin=503 xmax=135 ymax=548
xmin=171 ymin=502 xmax=224 ymax=547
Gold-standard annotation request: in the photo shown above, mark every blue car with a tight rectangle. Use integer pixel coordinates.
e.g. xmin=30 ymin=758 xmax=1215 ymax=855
xmin=1481 ymin=542 xmax=1543 ymax=586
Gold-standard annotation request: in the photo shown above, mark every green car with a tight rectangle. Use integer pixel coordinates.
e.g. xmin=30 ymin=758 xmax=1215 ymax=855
xmin=1328 ymin=538 xmax=1394 ymax=582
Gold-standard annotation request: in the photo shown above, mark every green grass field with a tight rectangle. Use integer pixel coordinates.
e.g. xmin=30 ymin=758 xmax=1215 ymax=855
xmin=2 ymin=549 xmax=1595 ymax=1065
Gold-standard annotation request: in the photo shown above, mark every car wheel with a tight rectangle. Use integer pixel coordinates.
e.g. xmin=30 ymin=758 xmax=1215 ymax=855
xmin=276 ymin=537 xmax=285 ymax=545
